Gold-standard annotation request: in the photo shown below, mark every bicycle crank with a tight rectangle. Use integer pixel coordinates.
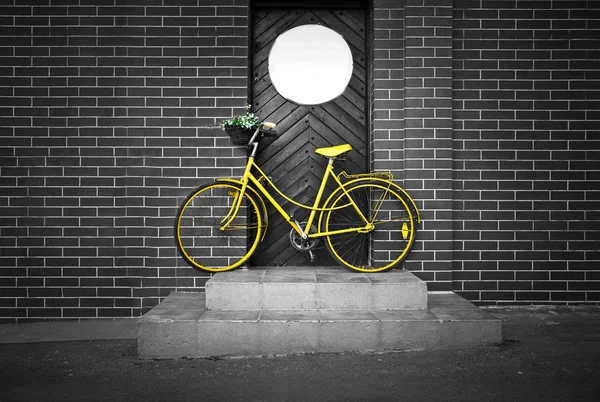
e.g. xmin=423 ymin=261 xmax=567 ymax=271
xmin=289 ymin=223 xmax=320 ymax=262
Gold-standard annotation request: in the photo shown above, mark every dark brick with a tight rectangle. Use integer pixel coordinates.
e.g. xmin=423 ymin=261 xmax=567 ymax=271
xmin=81 ymin=298 xmax=114 ymax=308
xmin=47 ymin=298 xmax=79 ymax=308
xmin=63 ymin=288 xmax=96 ymax=298
xmin=98 ymin=308 xmax=132 ymax=318
xmin=515 ymin=292 xmax=550 ymax=301
xmin=27 ymin=308 xmax=62 ymax=318
xmin=62 ymin=308 xmax=96 ymax=318
xmin=550 ymin=292 xmax=586 ymax=302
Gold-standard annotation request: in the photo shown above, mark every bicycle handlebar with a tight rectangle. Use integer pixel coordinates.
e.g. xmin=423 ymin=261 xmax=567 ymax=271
xmin=261 ymin=122 xmax=277 ymax=136
xmin=248 ymin=122 xmax=278 ymax=150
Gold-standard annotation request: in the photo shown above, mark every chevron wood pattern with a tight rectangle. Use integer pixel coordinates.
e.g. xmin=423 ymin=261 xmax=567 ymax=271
xmin=251 ymin=7 xmax=367 ymax=266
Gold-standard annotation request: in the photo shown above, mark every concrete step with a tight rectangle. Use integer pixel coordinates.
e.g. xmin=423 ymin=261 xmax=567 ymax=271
xmin=137 ymin=292 xmax=502 ymax=359
xmin=205 ymin=266 xmax=428 ymax=311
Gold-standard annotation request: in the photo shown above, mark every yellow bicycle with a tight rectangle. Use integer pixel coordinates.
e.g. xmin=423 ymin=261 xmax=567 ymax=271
xmin=175 ymin=122 xmax=420 ymax=273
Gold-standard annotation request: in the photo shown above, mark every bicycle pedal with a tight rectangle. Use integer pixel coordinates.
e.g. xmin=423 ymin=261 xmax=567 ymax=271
xmin=309 ymin=250 xmax=316 ymax=263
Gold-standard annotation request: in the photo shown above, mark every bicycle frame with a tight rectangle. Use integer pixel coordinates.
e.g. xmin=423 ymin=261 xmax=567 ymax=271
xmin=220 ymin=142 xmax=373 ymax=240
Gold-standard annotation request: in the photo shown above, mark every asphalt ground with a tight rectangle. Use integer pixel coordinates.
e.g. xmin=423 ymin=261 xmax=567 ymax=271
xmin=1 ymin=306 xmax=600 ymax=401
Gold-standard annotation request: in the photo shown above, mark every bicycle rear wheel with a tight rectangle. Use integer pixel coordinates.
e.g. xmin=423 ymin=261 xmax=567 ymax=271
xmin=175 ymin=182 xmax=262 ymax=272
xmin=323 ymin=183 xmax=416 ymax=273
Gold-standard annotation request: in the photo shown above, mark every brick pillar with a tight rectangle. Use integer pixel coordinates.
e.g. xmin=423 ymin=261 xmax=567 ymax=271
xmin=372 ymin=0 xmax=453 ymax=289
xmin=404 ymin=0 xmax=453 ymax=289
xmin=372 ymin=1 xmax=405 ymax=180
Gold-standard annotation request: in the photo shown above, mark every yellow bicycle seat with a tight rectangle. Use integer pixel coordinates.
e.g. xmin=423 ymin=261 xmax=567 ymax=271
xmin=314 ymin=144 xmax=352 ymax=158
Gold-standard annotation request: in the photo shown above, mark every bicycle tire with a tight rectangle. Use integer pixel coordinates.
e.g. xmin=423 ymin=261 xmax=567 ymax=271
xmin=175 ymin=182 xmax=262 ymax=272
xmin=323 ymin=183 xmax=416 ymax=273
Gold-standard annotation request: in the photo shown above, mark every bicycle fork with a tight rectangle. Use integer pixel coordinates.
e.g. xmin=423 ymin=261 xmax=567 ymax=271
xmin=220 ymin=162 xmax=254 ymax=231
xmin=220 ymin=189 xmax=242 ymax=230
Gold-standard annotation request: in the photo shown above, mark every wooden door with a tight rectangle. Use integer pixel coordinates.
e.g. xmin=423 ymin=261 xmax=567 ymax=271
xmin=251 ymin=6 xmax=368 ymax=266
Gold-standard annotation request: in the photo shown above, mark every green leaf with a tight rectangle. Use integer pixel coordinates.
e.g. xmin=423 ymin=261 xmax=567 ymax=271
xmin=220 ymin=104 xmax=260 ymax=130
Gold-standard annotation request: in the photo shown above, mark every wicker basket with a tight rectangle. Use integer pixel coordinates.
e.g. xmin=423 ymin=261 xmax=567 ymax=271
xmin=225 ymin=126 xmax=254 ymax=145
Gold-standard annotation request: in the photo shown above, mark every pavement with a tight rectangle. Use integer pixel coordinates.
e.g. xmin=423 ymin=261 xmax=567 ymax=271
xmin=1 ymin=305 xmax=600 ymax=401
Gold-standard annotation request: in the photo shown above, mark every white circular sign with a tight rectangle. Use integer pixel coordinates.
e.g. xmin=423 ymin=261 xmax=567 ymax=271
xmin=268 ymin=24 xmax=353 ymax=106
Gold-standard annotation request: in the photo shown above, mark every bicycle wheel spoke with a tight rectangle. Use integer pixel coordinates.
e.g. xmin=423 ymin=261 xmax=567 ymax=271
xmin=345 ymin=234 xmax=368 ymax=268
xmin=333 ymin=233 xmax=363 ymax=257
xmin=324 ymin=183 xmax=416 ymax=272
xmin=175 ymin=183 xmax=262 ymax=272
xmin=369 ymin=187 xmax=388 ymax=223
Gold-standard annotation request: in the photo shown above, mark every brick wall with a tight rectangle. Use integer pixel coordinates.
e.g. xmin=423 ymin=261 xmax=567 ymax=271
xmin=1 ymin=0 xmax=599 ymax=321
xmin=452 ymin=0 xmax=600 ymax=303
xmin=0 ymin=0 xmax=250 ymax=322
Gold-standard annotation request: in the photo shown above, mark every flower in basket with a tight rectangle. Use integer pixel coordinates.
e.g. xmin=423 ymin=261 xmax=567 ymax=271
xmin=220 ymin=104 xmax=259 ymax=130
xmin=220 ymin=105 xmax=260 ymax=145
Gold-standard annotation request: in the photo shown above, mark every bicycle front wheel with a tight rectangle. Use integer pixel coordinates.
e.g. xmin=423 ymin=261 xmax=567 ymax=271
xmin=175 ymin=183 xmax=262 ymax=272
xmin=323 ymin=183 xmax=416 ymax=273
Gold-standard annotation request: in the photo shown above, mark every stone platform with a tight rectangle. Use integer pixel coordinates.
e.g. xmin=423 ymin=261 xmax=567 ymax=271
xmin=138 ymin=267 xmax=502 ymax=359
xmin=206 ymin=266 xmax=427 ymax=310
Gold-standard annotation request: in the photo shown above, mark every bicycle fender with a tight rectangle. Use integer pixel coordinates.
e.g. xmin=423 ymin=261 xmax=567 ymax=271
xmin=215 ymin=178 xmax=269 ymax=242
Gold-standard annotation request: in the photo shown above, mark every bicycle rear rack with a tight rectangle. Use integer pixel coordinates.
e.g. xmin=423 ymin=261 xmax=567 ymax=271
xmin=337 ymin=171 xmax=394 ymax=182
